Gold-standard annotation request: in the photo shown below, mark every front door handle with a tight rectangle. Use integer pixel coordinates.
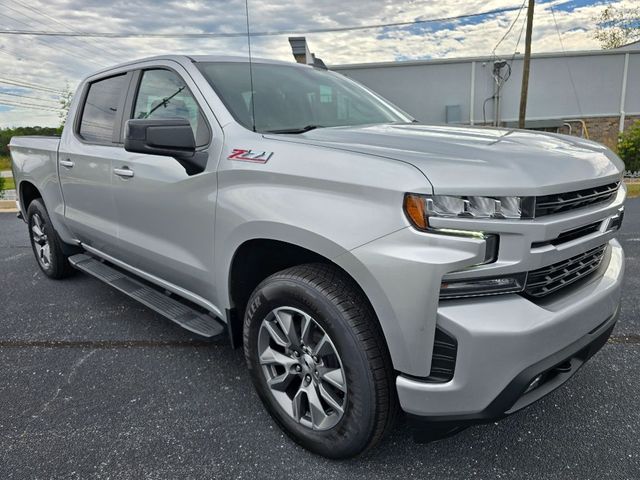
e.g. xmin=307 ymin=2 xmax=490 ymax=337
xmin=114 ymin=167 xmax=134 ymax=178
xmin=59 ymin=159 xmax=74 ymax=168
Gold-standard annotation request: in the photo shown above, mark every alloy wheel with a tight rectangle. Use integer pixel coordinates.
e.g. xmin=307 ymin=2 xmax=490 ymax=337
xmin=31 ymin=213 xmax=51 ymax=269
xmin=257 ymin=306 xmax=347 ymax=430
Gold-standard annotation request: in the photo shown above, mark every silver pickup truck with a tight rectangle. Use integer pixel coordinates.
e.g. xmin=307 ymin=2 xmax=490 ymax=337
xmin=10 ymin=55 xmax=626 ymax=458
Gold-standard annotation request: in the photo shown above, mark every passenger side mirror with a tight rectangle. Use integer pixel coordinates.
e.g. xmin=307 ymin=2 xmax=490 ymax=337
xmin=124 ymin=118 xmax=196 ymax=159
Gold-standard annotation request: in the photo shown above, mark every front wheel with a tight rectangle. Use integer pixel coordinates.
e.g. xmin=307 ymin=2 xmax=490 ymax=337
xmin=243 ymin=263 xmax=397 ymax=458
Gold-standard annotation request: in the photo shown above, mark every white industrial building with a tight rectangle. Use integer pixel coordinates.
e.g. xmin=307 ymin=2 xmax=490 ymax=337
xmin=330 ymin=44 xmax=639 ymax=150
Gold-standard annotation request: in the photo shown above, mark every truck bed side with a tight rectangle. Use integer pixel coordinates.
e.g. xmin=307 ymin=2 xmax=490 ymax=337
xmin=9 ymin=136 xmax=75 ymax=244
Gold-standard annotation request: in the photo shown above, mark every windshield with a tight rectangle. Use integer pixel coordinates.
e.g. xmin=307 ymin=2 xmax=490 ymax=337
xmin=197 ymin=62 xmax=412 ymax=133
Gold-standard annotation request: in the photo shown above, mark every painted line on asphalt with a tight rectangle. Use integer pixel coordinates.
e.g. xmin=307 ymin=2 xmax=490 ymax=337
xmin=0 ymin=335 xmax=636 ymax=349
xmin=0 ymin=339 xmax=221 ymax=349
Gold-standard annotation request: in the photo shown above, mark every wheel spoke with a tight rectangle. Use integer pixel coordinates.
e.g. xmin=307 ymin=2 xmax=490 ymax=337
xmin=274 ymin=309 xmax=299 ymax=347
xmin=319 ymin=367 xmax=346 ymax=392
xmin=41 ymin=243 xmax=51 ymax=266
xmin=260 ymin=346 xmax=297 ymax=369
xmin=267 ymin=371 xmax=297 ymax=392
xmin=312 ymin=333 xmax=333 ymax=357
xmin=291 ymin=387 xmax=305 ymax=422
xmin=318 ymin=383 xmax=344 ymax=414
xmin=299 ymin=313 xmax=312 ymax=346
xmin=32 ymin=225 xmax=44 ymax=241
xmin=31 ymin=215 xmax=45 ymax=242
xmin=305 ymin=384 xmax=329 ymax=429
xmin=262 ymin=319 xmax=289 ymax=348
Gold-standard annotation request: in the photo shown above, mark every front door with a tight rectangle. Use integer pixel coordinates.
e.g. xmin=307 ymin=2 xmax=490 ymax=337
xmin=111 ymin=67 xmax=218 ymax=301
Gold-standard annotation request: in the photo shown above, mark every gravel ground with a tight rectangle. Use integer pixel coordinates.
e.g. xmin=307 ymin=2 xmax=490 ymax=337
xmin=1 ymin=200 xmax=639 ymax=479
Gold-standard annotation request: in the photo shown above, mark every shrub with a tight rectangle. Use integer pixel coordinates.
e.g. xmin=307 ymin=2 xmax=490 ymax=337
xmin=618 ymin=120 xmax=640 ymax=172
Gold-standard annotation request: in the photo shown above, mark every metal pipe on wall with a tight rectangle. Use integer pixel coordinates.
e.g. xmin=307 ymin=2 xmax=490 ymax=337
xmin=470 ymin=61 xmax=476 ymax=125
xmin=619 ymin=53 xmax=629 ymax=133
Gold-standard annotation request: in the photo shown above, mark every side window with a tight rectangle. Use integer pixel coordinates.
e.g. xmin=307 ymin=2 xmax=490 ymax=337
xmin=79 ymin=74 xmax=127 ymax=143
xmin=133 ymin=69 xmax=209 ymax=147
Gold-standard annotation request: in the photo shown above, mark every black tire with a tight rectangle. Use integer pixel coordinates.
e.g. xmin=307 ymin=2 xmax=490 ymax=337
xmin=27 ymin=198 xmax=76 ymax=279
xmin=243 ymin=263 xmax=397 ymax=459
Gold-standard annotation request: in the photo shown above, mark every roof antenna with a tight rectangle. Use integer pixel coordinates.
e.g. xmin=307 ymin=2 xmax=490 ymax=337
xmin=245 ymin=0 xmax=256 ymax=132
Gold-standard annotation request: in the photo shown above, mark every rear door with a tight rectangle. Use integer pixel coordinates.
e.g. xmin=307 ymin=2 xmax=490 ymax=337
xmin=58 ymin=72 xmax=133 ymax=256
xmin=110 ymin=65 xmax=221 ymax=301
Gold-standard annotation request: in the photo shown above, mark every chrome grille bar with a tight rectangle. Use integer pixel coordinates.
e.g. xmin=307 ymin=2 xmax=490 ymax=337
xmin=534 ymin=182 xmax=619 ymax=217
xmin=524 ymin=245 xmax=607 ymax=298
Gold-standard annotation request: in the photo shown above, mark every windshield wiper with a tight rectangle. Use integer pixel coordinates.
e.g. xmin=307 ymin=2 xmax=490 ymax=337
xmin=264 ymin=125 xmax=323 ymax=134
xmin=143 ymin=86 xmax=186 ymax=118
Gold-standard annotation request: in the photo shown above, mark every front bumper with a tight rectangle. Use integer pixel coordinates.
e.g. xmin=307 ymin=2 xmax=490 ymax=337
xmin=396 ymin=239 xmax=624 ymax=418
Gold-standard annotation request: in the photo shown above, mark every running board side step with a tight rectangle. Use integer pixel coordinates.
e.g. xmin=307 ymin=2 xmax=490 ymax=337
xmin=69 ymin=254 xmax=225 ymax=338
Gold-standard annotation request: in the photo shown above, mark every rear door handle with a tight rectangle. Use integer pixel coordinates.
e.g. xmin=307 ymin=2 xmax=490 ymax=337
xmin=59 ymin=159 xmax=74 ymax=168
xmin=114 ymin=167 xmax=134 ymax=178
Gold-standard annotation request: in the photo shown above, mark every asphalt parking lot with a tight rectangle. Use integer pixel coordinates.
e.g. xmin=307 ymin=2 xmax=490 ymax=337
xmin=1 ymin=200 xmax=639 ymax=480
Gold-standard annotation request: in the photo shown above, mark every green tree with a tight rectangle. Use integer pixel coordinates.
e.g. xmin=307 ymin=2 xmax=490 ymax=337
xmin=1 ymin=126 xmax=62 ymax=158
xmin=59 ymin=82 xmax=74 ymax=128
xmin=593 ymin=4 xmax=640 ymax=49
xmin=618 ymin=120 xmax=640 ymax=172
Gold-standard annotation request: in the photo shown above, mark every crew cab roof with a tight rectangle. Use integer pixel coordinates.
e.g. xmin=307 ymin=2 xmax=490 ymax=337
xmin=87 ymin=54 xmax=303 ymax=79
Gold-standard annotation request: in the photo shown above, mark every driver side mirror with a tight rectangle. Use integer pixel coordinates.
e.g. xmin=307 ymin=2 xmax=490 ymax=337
xmin=124 ymin=118 xmax=196 ymax=159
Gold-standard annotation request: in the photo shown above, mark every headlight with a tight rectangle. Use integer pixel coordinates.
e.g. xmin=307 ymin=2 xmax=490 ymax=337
xmin=439 ymin=273 xmax=527 ymax=299
xmin=404 ymin=193 xmax=533 ymax=231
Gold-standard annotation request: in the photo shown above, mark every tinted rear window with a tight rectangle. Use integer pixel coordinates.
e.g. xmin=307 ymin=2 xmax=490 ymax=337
xmin=79 ymin=74 xmax=127 ymax=143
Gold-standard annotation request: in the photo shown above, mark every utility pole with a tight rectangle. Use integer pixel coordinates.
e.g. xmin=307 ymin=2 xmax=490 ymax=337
xmin=518 ymin=0 xmax=535 ymax=129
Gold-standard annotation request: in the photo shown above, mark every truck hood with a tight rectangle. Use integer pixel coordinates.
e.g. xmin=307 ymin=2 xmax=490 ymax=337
xmin=269 ymin=124 xmax=624 ymax=196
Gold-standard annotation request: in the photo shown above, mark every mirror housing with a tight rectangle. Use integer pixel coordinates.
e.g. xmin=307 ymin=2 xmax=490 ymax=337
xmin=124 ymin=118 xmax=196 ymax=159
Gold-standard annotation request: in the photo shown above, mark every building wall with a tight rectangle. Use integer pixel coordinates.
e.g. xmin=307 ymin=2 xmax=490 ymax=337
xmin=556 ymin=115 xmax=640 ymax=151
xmin=333 ymin=50 xmax=639 ymax=148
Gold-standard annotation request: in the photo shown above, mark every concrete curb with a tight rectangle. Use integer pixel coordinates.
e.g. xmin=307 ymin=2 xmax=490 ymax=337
xmin=0 ymin=199 xmax=18 ymax=212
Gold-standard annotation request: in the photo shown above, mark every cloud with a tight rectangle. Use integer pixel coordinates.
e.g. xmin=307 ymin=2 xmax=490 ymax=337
xmin=0 ymin=0 xmax=632 ymax=127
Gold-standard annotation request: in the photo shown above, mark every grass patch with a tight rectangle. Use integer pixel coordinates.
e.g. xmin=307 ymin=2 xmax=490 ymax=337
xmin=2 ymin=177 xmax=15 ymax=190
xmin=626 ymin=182 xmax=640 ymax=199
xmin=0 ymin=156 xmax=11 ymax=171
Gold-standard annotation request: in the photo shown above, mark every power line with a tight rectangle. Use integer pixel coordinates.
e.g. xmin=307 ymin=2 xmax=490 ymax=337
xmin=4 ymin=0 xmax=122 ymax=63
xmin=0 ymin=96 xmax=59 ymax=109
xmin=550 ymin=5 xmax=583 ymax=116
xmin=0 ymin=100 xmax=59 ymax=112
xmin=510 ymin=10 xmax=528 ymax=60
xmin=0 ymin=6 xmax=524 ymax=38
xmin=492 ymin=0 xmax=527 ymax=57
xmin=0 ymin=78 xmax=63 ymax=94
xmin=0 ymin=11 xmax=105 ymax=66
xmin=0 ymin=91 xmax=59 ymax=104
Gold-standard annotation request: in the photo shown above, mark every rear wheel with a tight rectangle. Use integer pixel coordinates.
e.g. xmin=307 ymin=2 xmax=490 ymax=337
xmin=243 ymin=263 xmax=396 ymax=458
xmin=27 ymin=199 xmax=76 ymax=279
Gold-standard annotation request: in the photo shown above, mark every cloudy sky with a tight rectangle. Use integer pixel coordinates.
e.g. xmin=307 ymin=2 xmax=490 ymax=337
xmin=0 ymin=0 xmax=632 ymax=127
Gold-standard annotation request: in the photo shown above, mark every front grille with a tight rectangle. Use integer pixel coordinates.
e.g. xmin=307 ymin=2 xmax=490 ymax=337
xmin=425 ymin=328 xmax=457 ymax=382
xmin=524 ymin=244 xmax=607 ymax=298
xmin=535 ymin=182 xmax=619 ymax=217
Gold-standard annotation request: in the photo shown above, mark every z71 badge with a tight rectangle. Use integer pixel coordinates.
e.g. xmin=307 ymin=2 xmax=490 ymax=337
xmin=227 ymin=149 xmax=273 ymax=164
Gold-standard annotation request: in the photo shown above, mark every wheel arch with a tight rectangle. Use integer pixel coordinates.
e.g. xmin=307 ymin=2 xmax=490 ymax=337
xmin=221 ymin=228 xmax=403 ymax=374
xmin=18 ymin=180 xmax=42 ymax=213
